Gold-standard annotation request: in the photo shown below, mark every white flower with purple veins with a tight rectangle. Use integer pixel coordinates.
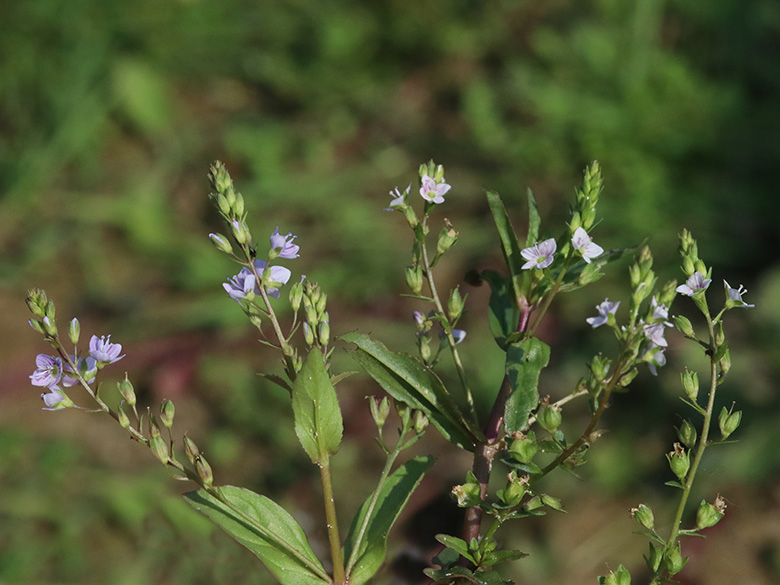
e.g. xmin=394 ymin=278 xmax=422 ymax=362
xmin=224 ymin=260 xmax=292 ymax=301
xmin=385 ymin=185 xmax=410 ymax=210
xmin=650 ymin=296 xmax=671 ymax=323
xmin=643 ymin=323 xmax=668 ymax=348
xmin=30 ymin=354 xmax=63 ymax=388
xmin=419 ymin=174 xmax=451 ymax=204
xmin=571 ymin=227 xmax=604 ymax=263
xmin=724 ymin=280 xmax=755 ymax=308
xmin=676 ymin=271 xmax=711 ymax=296
xmin=41 ymin=386 xmax=72 ymax=410
xmin=439 ymin=328 xmax=467 ymax=344
xmin=521 ymin=238 xmax=557 ymax=270
xmin=645 ymin=344 xmax=667 ymax=376
xmin=269 ymin=227 xmax=300 ymax=259
xmin=89 ymin=335 xmax=125 ymax=364
xmin=586 ymin=299 xmax=620 ymax=328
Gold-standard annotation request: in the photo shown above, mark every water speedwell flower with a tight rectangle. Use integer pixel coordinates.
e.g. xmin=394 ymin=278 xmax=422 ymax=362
xmin=41 ymin=386 xmax=73 ymax=410
xmin=385 ymin=185 xmax=409 ymax=210
xmin=269 ymin=227 xmax=300 ymax=259
xmin=723 ymin=280 xmax=755 ymax=309
xmin=586 ymin=299 xmax=620 ymax=328
xmin=521 ymin=238 xmax=557 ymax=270
xmin=89 ymin=335 xmax=125 ymax=365
xmin=224 ymin=260 xmax=292 ymax=301
xmin=571 ymin=227 xmax=603 ymax=263
xmin=419 ymin=174 xmax=451 ymax=204
xmin=676 ymin=272 xmax=711 ymax=296
xmin=643 ymin=323 xmax=669 ymax=348
xmin=30 ymin=354 xmax=63 ymax=388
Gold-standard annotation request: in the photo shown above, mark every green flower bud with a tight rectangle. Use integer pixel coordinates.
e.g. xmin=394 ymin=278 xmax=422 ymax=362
xmin=316 ymin=292 xmax=327 ymax=317
xmin=160 ymin=399 xmax=175 ymax=429
xmin=681 ymin=370 xmax=699 ymax=402
xmin=209 ymin=233 xmax=233 ymax=254
xmin=448 ymin=287 xmax=464 ymax=321
xmin=412 ymin=410 xmax=429 ymax=434
xmin=434 ymin=163 xmax=445 ymax=182
xmin=117 ymin=406 xmax=131 ymax=429
xmin=318 ymin=319 xmax=330 ymax=346
xmin=631 ymin=503 xmax=655 ymax=530
xmin=208 ymin=161 xmax=232 ymax=194
xmin=637 ymin=245 xmax=653 ymax=279
xmin=674 ymin=315 xmax=695 ymax=338
xmin=68 ymin=318 xmax=80 ymax=345
xmin=211 ymin=192 xmax=231 ymax=216
xmin=288 ymin=280 xmax=304 ymax=312
xmin=148 ymin=412 xmax=162 ymax=440
xmin=28 ymin=319 xmax=46 ymax=334
xmin=405 ymin=265 xmax=424 ymax=295
xmin=304 ymin=302 xmax=318 ymax=326
xmin=719 ymin=406 xmax=742 ymax=439
xmin=646 ymin=542 xmax=662 ymax=572
xmin=231 ymin=220 xmax=251 ymax=245
xmin=694 ymin=259 xmax=708 ymax=276
xmin=394 ymin=401 xmax=412 ymax=427
xmin=676 ymin=419 xmax=697 ymax=448
xmin=667 ymin=443 xmax=690 ymax=481
xmin=183 ymin=434 xmax=200 ymax=465
xmin=618 ymin=367 xmax=638 ymax=388
xmin=500 ymin=471 xmax=529 ymax=507
xmin=451 ymin=474 xmax=482 ymax=508
xmin=569 ymin=211 xmax=582 ymax=233
xmin=26 ymin=289 xmax=48 ymax=318
xmin=419 ymin=337 xmax=431 ymax=363
xmin=369 ymin=396 xmax=390 ymax=430
xmin=303 ymin=322 xmax=315 ymax=346
xmin=195 ymin=455 xmax=213 ymax=488
xmin=508 ymin=431 xmax=539 ymax=464
xmin=682 ymin=256 xmax=695 ymax=276
xmin=150 ymin=435 xmax=170 ymax=465
xmin=664 ymin=542 xmax=686 ymax=575
xmin=590 ymin=354 xmax=611 ymax=383
xmin=536 ymin=401 xmax=562 ymax=434
xmin=696 ymin=497 xmax=726 ymax=530
xmin=598 ymin=565 xmax=631 ymax=585
xmin=718 ymin=348 xmax=731 ymax=375
xmin=436 ymin=223 xmax=459 ymax=256
xmin=42 ymin=316 xmax=58 ymax=337
xmin=45 ymin=300 xmax=56 ymax=320
xmin=118 ymin=377 xmax=137 ymax=407
xmin=233 ymin=192 xmax=245 ymax=217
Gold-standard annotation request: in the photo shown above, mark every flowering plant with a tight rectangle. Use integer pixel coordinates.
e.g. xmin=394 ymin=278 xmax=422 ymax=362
xmin=25 ymin=160 xmax=752 ymax=585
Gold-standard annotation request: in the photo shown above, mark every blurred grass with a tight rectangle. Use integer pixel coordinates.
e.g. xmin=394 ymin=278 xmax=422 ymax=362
xmin=1 ymin=0 xmax=779 ymax=583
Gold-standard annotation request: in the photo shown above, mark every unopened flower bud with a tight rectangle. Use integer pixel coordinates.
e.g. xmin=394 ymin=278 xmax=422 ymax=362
xmin=318 ymin=319 xmax=330 ymax=346
xmin=501 ymin=471 xmax=528 ymax=507
xmin=694 ymin=259 xmax=708 ymax=276
xmin=436 ymin=223 xmax=459 ymax=256
xmin=26 ymin=289 xmax=48 ymax=317
xmin=667 ymin=443 xmax=690 ymax=481
xmin=598 ymin=565 xmax=631 ymax=585
xmin=631 ymin=503 xmax=655 ymax=530
xmin=590 ymin=354 xmax=610 ymax=382
xmin=150 ymin=435 xmax=170 ymax=464
xmin=682 ymin=256 xmax=696 ymax=276
xmin=304 ymin=302 xmax=318 ymax=326
xmin=183 ymin=434 xmax=200 ymax=465
xmin=209 ymin=233 xmax=233 ymax=254
xmin=233 ymin=192 xmax=245 ymax=217
xmin=412 ymin=410 xmax=429 ymax=434
xmin=195 ymin=455 xmax=213 ymax=487
xmin=118 ymin=377 xmax=137 ymax=407
xmin=315 ymin=292 xmax=327 ymax=317
xmin=395 ymin=401 xmax=412 ymax=427
xmin=434 ymin=163 xmax=445 ymax=182
xmin=369 ymin=396 xmax=390 ymax=430
xmin=212 ymin=192 xmax=231 ymax=215
xmin=419 ymin=337 xmax=431 ymax=362
xmin=664 ymin=542 xmax=686 ymax=575
xmin=719 ymin=406 xmax=742 ymax=439
xmin=28 ymin=319 xmax=45 ymax=334
xmin=230 ymin=220 xmax=251 ymax=245
xmin=536 ymin=402 xmax=562 ymax=434
xmin=68 ymin=318 xmax=80 ymax=345
xmin=209 ymin=161 xmax=232 ymax=194
xmin=303 ymin=322 xmax=315 ymax=346
xmin=117 ymin=406 xmax=131 ymax=429
xmin=681 ymin=370 xmax=699 ymax=402
xmin=160 ymin=399 xmax=175 ymax=429
xmin=288 ymin=280 xmax=304 ymax=312
xmin=674 ymin=315 xmax=695 ymax=338
xmin=148 ymin=412 xmax=162 ymax=440
xmin=646 ymin=542 xmax=662 ymax=572
xmin=569 ymin=211 xmax=582 ymax=233
xmin=676 ymin=420 xmax=697 ymax=448
xmin=405 ymin=265 xmax=424 ymax=296
xmin=448 ymin=287 xmax=464 ymax=321
xmin=509 ymin=431 xmax=538 ymax=464
xmin=42 ymin=316 xmax=57 ymax=337
xmin=696 ymin=498 xmax=725 ymax=530
xmin=718 ymin=349 xmax=731 ymax=375
xmin=618 ymin=367 xmax=638 ymax=387
xmin=45 ymin=300 xmax=56 ymax=320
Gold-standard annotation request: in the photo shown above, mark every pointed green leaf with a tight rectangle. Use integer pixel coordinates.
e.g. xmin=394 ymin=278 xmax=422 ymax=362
xmin=184 ymin=486 xmax=329 ymax=585
xmin=434 ymin=534 xmax=476 ymax=564
xmin=504 ymin=338 xmax=550 ymax=433
xmin=344 ymin=456 xmax=435 ymax=585
xmin=481 ymin=270 xmax=520 ymax=349
xmin=486 ymin=190 xmax=527 ymax=301
xmin=525 ymin=188 xmax=540 ymax=248
xmin=342 ymin=332 xmax=480 ymax=450
xmin=292 ymin=350 xmax=343 ymax=464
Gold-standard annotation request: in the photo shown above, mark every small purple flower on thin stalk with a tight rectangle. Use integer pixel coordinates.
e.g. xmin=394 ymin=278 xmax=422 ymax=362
xmin=645 ymin=343 xmax=667 ymax=376
xmin=643 ymin=323 xmax=669 ymax=348
xmin=439 ymin=328 xmax=467 ymax=345
xmin=571 ymin=227 xmax=604 ymax=263
xmin=224 ymin=260 xmax=292 ymax=301
xmin=651 ymin=296 xmax=671 ymax=324
xmin=521 ymin=238 xmax=557 ymax=270
xmin=62 ymin=356 xmax=98 ymax=387
xmin=30 ymin=354 xmax=63 ymax=388
xmin=586 ymin=299 xmax=620 ymax=328
xmin=41 ymin=386 xmax=72 ymax=411
xmin=676 ymin=272 xmax=711 ymax=296
xmin=385 ymin=185 xmax=409 ymax=210
xmin=89 ymin=335 xmax=125 ymax=365
xmin=269 ymin=227 xmax=300 ymax=259
xmin=723 ymin=280 xmax=755 ymax=309
xmin=420 ymin=175 xmax=451 ymax=204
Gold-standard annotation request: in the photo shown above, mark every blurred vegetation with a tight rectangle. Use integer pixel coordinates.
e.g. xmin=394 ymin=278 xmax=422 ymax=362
xmin=1 ymin=0 xmax=779 ymax=584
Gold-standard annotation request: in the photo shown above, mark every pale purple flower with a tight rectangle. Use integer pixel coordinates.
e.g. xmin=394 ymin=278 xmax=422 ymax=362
xmin=586 ymin=299 xmax=620 ymax=328
xmin=650 ymin=296 xmax=671 ymax=323
xmin=439 ymin=328 xmax=467 ymax=344
xmin=62 ymin=356 xmax=98 ymax=387
xmin=676 ymin=272 xmax=711 ymax=296
xmin=41 ymin=386 xmax=72 ymax=410
xmin=645 ymin=343 xmax=667 ymax=376
xmin=89 ymin=335 xmax=125 ymax=364
xmin=419 ymin=174 xmax=451 ymax=204
xmin=269 ymin=227 xmax=300 ymax=259
xmin=223 ymin=260 xmax=292 ymax=301
xmin=521 ymin=238 xmax=557 ymax=270
xmin=571 ymin=227 xmax=603 ymax=263
xmin=385 ymin=185 xmax=409 ymax=210
xmin=413 ymin=311 xmax=425 ymax=326
xmin=30 ymin=354 xmax=63 ymax=388
xmin=643 ymin=323 xmax=668 ymax=348
xmin=723 ymin=280 xmax=755 ymax=309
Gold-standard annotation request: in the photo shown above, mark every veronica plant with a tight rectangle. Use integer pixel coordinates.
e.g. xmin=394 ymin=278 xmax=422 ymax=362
xmin=25 ymin=160 xmax=752 ymax=585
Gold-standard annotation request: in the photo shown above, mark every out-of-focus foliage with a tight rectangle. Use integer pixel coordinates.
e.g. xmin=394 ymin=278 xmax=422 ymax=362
xmin=1 ymin=0 xmax=778 ymax=583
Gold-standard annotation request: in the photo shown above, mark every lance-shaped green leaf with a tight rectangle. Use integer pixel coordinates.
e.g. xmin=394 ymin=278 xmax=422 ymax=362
xmin=342 ymin=332 xmax=480 ymax=450
xmin=504 ymin=338 xmax=550 ymax=433
xmin=486 ymin=190 xmax=527 ymax=305
xmin=344 ymin=456 xmax=435 ymax=585
xmin=292 ymin=349 xmax=343 ymax=464
xmin=184 ymin=486 xmax=330 ymax=585
xmin=481 ymin=269 xmax=520 ymax=349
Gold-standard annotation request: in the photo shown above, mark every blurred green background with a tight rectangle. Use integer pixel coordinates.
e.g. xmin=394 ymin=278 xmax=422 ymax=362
xmin=2 ymin=0 xmax=779 ymax=584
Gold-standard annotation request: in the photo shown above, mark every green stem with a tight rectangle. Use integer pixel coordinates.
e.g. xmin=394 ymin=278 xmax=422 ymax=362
xmin=320 ymin=460 xmax=346 ymax=584
xmin=251 ymin=262 xmax=298 ymax=381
